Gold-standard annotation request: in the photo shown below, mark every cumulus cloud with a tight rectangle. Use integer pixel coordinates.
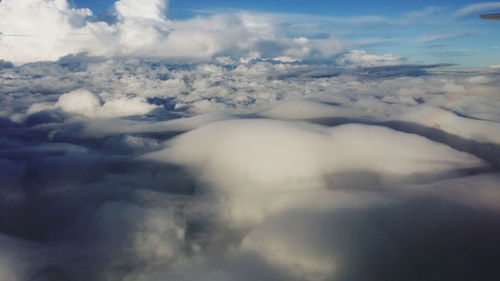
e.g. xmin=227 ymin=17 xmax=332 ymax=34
xmin=25 ymin=89 xmax=158 ymax=120
xmin=0 ymin=0 xmax=93 ymax=63
xmin=0 ymin=0 xmax=348 ymax=64
xmin=57 ymin=89 xmax=102 ymax=113
xmin=114 ymin=0 xmax=169 ymax=21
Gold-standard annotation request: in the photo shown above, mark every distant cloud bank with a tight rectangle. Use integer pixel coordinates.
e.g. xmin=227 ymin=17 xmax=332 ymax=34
xmin=0 ymin=0 xmax=348 ymax=64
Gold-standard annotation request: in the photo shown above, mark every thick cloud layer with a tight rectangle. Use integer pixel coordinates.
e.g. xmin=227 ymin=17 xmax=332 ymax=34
xmin=0 ymin=51 xmax=500 ymax=280
xmin=145 ymin=119 xmax=484 ymax=224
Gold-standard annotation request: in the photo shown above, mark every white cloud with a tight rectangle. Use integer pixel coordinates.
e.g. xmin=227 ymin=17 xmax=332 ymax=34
xmin=57 ymin=89 xmax=102 ymax=113
xmin=454 ymin=2 xmax=500 ymax=18
xmin=0 ymin=0 xmax=348 ymax=64
xmin=114 ymin=0 xmax=169 ymax=21
xmin=415 ymin=31 xmax=475 ymax=43
xmin=144 ymin=119 xmax=484 ymax=224
xmin=27 ymin=89 xmax=158 ymax=119
xmin=336 ymin=49 xmax=403 ymax=67
xmin=0 ymin=0 xmax=93 ymax=63
xmin=260 ymin=100 xmax=350 ymax=119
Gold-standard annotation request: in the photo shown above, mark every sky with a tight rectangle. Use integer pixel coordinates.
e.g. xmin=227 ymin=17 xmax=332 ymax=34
xmin=70 ymin=0 xmax=500 ymax=67
xmin=73 ymin=0 xmax=496 ymax=17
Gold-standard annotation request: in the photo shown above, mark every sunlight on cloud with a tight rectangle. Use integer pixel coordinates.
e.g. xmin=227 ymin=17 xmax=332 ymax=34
xmin=26 ymin=89 xmax=158 ymax=119
xmin=0 ymin=0 xmax=348 ymax=63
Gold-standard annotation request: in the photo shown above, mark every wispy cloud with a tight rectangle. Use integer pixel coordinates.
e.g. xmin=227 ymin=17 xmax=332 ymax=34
xmin=416 ymin=31 xmax=477 ymax=43
xmin=421 ymin=44 xmax=449 ymax=48
xmin=403 ymin=6 xmax=443 ymax=24
xmin=454 ymin=2 xmax=500 ymax=18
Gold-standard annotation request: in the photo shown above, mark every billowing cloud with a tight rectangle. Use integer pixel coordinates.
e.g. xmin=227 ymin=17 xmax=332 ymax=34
xmin=0 ymin=0 xmax=93 ymax=62
xmin=0 ymin=0 xmax=348 ymax=64
xmin=30 ymin=89 xmax=158 ymax=119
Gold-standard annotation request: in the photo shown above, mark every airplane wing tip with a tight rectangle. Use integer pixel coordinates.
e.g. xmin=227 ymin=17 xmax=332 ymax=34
xmin=480 ymin=13 xmax=500 ymax=20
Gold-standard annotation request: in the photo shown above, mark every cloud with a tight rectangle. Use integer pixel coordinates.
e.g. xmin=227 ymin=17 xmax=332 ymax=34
xmin=0 ymin=0 xmax=348 ymax=64
xmin=415 ymin=31 xmax=476 ymax=43
xmin=454 ymin=2 xmax=500 ymax=18
xmin=114 ymin=0 xmax=169 ymax=21
xmin=335 ymin=49 xmax=403 ymax=68
xmin=0 ymin=0 xmax=94 ymax=63
xmin=240 ymin=188 xmax=500 ymax=281
xmin=144 ymin=119 xmax=484 ymax=224
xmin=57 ymin=89 xmax=102 ymax=113
xmin=0 ymin=50 xmax=500 ymax=281
xmin=0 ymin=234 xmax=39 ymax=281
xmin=26 ymin=89 xmax=158 ymax=120
xmin=403 ymin=6 xmax=442 ymax=24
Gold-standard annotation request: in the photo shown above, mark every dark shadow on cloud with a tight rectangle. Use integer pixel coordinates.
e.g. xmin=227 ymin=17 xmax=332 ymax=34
xmin=57 ymin=53 xmax=107 ymax=72
xmin=0 ymin=117 xmax=17 ymax=129
xmin=0 ymin=152 xmax=195 ymax=241
xmin=270 ymin=63 xmax=454 ymax=81
xmin=0 ymin=59 xmax=14 ymax=69
xmin=324 ymin=167 xmax=491 ymax=190
xmin=351 ymin=64 xmax=456 ymax=79
xmin=50 ymin=122 xmax=185 ymax=146
xmin=255 ymin=41 xmax=287 ymax=58
xmin=309 ymin=116 xmax=500 ymax=169
xmin=0 ymin=149 xmax=197 ymax=281
xmin=255 ymin=194 xmax=500 ymax=281
xmin=24 ymin=110 xmax=67 ymax=127
xmin=277 ymin=66 xmax=342 ymax=79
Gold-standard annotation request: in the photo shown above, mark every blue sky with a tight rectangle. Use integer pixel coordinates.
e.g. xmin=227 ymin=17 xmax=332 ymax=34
xmin=74 ymin=0 xmax=497 ymax=17
xmin=71 ymin=0 xmax=500 ymax=67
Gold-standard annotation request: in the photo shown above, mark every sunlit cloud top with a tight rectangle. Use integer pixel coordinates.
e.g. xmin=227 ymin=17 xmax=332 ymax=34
xmin=0 ymin=0 xmax=499 ymax=67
